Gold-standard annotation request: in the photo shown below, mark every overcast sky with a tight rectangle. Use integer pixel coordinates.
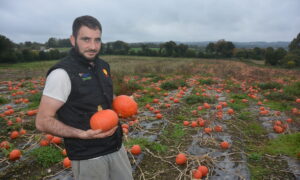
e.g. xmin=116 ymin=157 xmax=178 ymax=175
xmin=0 ymin=0 xmax=299 ymax=44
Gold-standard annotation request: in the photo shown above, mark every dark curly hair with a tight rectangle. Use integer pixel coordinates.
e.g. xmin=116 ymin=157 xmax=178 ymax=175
xmin=72 ymin=15 xmax=102 ymax=38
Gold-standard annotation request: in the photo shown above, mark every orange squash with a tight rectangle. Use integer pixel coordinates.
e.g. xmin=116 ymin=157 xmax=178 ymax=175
xmin=183 ymin=121 xmax=189 ymax=126
xmin=0 ymin=141 xmax=10 ymax=149
xmin=204 ymin=127 xmax=212 ymax=134
xmin=39 ymin=139 xmax=49 ymax=146
xmin=156 ymin=113 xmax=163 ymax=119
xmin=191 ymin=121 xmax=198 ymax=127
xmin=19 ymin=129 xmax=26 ymax=135
xmin=45 ymin=134 xmax=54 ymax=141
xmin=131 ymin=145 xmax=142 ymax=155
xmin=9 ymin=149 xmax=21 ymax=160
xmin=62 ymin=149 xmax=67 ymax=156
xmin=122 ymin=128 xmax=129 ymax=134
xmin=175 ymin=153 xmax=187 ymax=165
xmin=214 ymin=125 xmax=223 ymax=132
xmin=90 ymin=109 xmax=119 ymax=131
xmin=10 ymin=131 xmax=19 ymax=139
xmin=220 ymin=141 xmax=230 ymax=149
xmin=193 ymin=169 xmax=203 ymax=179
xmin=51 ymin=136 xmax=62 ymax=144
xmin=113 ymin=95 xmax=138 ymax=118
xmin=63 ymin=157 xmax=71 ymax=168
xmin=198 ymin=165 xmax=209 ymax=176
xmin=121 ymin=124 xmax=129 ymax=129
xmin=227 ymin=108 xmax=234 ymax=115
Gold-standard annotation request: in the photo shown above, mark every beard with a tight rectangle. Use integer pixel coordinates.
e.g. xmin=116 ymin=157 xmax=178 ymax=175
xmin=74 ymin=42 xmax=100 ymax=61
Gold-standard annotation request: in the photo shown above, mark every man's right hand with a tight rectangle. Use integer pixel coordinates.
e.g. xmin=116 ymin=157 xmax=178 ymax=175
xmin=79 ymin=126 xmax=118 ymax=139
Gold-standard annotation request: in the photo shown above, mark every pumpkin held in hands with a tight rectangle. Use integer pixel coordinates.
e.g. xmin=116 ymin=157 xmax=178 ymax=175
xmin=90 ymin=109 xmax=119 ymax=131
xmin=113 ymin=95 xmax=138 ymax=118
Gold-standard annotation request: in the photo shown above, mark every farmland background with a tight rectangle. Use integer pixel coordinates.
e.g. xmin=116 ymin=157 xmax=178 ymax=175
xmin=0 ymin=55 xmax=300 ymax=179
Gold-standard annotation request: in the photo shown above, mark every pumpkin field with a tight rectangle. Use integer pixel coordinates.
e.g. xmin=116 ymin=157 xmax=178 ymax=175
xmin=0 ymin=56 xmax=300 ymax=180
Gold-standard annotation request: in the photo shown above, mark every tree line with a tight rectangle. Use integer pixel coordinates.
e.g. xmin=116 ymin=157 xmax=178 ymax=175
xmin=0 ymin=33 xmax=299 ymax=68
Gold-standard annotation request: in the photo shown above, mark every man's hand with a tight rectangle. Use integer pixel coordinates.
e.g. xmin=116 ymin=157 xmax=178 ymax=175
xmin=79 ymin=126 xmax=118 ymax=139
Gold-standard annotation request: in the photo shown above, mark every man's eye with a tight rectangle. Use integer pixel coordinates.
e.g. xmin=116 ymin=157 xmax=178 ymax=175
xmin=82 ymin=38 xmax=90 ymax=42
xmin=95 ymin=38 xmax=101 ymax=43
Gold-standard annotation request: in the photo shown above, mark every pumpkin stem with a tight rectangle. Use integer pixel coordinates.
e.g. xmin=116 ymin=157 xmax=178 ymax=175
xmin=97 ymin=105 xmax=103 ymax=112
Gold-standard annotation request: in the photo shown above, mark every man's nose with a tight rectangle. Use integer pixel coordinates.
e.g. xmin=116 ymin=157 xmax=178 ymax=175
xmin=90 ymin=41 xmax=96 ymax=49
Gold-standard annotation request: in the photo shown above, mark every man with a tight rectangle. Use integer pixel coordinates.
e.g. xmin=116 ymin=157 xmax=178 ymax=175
xmin=36 ymin=15 xmax=133 ymax=180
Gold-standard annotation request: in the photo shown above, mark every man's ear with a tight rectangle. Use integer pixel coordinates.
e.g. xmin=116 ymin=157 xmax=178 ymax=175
xmin=70 ymin=35 xmax=75 ymax=47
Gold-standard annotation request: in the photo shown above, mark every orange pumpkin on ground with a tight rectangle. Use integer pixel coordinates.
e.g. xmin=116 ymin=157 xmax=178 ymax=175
xmin=183 ymin=121 xmax=189 ymax=126
xmin=191 ymin=121 xmax=198 ymax=127
xmin=227 ymin=108 xmax=234 ymax=115
xmin=131 ymin=145 xmax=141 ymax=155
xmin=204 ymin=127 xmax=212 ymax=134
xmin=45 ymin=134 xmax=54 ymax=141
xmin=193 ymin=169 xmax=202 ymax=179
xmin=62 ymin=149 xmax=67 ymax=156
xmin=156 ymin=113 xmax=163 ymax=119
xmin=175 ymin=153 xmax=187 ymax=165
xmin=198 ymin=165 xmax=209 ymax=176
xmin=198 ymin=120 xmax=206 ymax=127
xmin=273 ymin=125 xmax=284 ymax=133
xmin=9 ymin=149 xmax=21 ymax=160
xmin=220 ymin=141 xmax=230 ymax=149
xmin=214 ymin=125 xmax=223 ymax=132
xmin=40 ymin=139 xmax=49 ymax=146
xmin=63 ymin=157 xmax=71 ymax=168
xmin=20 ymin=129 xmax=26 ymax=135
xmin=51 ymin=136 xmax=62 ymax=144
xmin=90 ymin=109 xmax=119 ymax=131
xmin=286 ymin=118 xmax=293 ymax=123
xmin=113 ymin=95 xmax=138 ymax=118
xmin=0 ymin=141 xmax=10 ymax=149
xmin=121 ymin=124 xmax=129 ymax=129
xmin=10 ymin=131 xmax=19 ymax=139
xmin=122 ymin=128 xmax=129 ymax=134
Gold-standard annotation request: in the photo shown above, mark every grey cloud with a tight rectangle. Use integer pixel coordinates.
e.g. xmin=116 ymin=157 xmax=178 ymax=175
xmin=0 ymin=0 xmax=299 ymax=43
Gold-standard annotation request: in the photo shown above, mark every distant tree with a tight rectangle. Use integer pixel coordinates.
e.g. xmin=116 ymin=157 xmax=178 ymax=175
xmin=214 ymin=40 xmax=235 ymax=58
xmin=140 ymin=44 xmax=151 ymax=56
xmin=185 ymin=49 xmax=197 ymax=57
xmin=205 ymin=42 xmax=215 ymax=54
xmin=0 ymin=35 xmax=14 ymax=54
xmin=252 ymin=47 xmax=265 ymax=60
xmin=235 ymin=49 xmax=249 ymax=59
xmin=282 ymin=53 xmax=299 ymax=68
xmin=0 ymin=34 xmax=18 ymax=63
xmin=176 ymin=44 xmax=188 ymax=57
xmin=22 ymin=49 xmax=36 ymax=61
xmin=111 ymin=41 xmax=129 ymax=55
xmin=275 ymin=48 xmax=287 ymax=65
xmin=197 ymin=51 xmax=205 ymax=58
xmin=49 ymin=49 xmax=60 ymax=59
xmin=281 ymin=32 xmax=300 ymax=67
xmin=265 ymin=47 xmax=277 ymax=65
xmin=57 ymin=38 xmax=72 ymax=47
xmin=288 ymin=32 xmax=300 ymax=52
xmin=160 ymin=41 xmax=176 ymax=56
xmin=39 ymin=51 xmax=49 ymax=60
xmin=24 ymin=41 xmax=32 ymax=47
xmin=46 ymin=37 xmax=58 ymax=48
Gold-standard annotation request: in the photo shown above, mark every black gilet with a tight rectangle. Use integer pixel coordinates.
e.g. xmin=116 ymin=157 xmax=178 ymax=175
xmin=47 ymin=48 xmax=122 ymax=160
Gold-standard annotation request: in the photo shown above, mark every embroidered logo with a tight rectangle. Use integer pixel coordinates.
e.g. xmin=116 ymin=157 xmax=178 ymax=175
xmin=79 ymin=73 xmax=92 ymax=81
xmin=102 ymin=69 xmax=109 ymax=77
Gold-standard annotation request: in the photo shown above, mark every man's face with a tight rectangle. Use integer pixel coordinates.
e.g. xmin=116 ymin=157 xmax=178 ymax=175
xmin=71 ymin=26 xmax=101 ymax=60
